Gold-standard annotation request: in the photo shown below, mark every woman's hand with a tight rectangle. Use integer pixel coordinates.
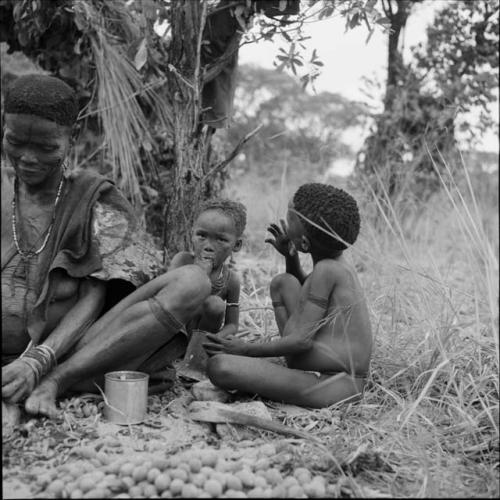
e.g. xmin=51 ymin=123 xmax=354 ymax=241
xmin=203 ymin=333 xmax=248 ymax=356
xmin=265 ymin=219 xmax=295 ymax=257
xmin=2 ymin=359 xmax=37 ymax=404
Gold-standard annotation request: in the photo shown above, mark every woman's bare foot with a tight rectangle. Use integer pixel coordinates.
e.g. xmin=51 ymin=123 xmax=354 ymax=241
xmin=24 ymin=377 xmax=60 ymax=418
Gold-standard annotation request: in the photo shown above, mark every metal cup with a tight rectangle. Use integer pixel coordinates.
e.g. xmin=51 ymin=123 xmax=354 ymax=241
xmin=104 ymin=371 xmax=149 ymax=424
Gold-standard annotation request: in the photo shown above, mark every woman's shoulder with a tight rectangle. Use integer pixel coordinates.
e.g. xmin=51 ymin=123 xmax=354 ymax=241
xmin=90 ymin=199 xmax=163 ymax=287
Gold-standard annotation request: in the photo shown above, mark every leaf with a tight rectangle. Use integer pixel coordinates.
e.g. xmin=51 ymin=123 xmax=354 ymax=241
xmin=349 ymin=13 xmax=360 ymax=29
xmin=376 ymin=17 xmax=391 ymax=26
xmin=134 ymin=38 xmax=148 ymax=71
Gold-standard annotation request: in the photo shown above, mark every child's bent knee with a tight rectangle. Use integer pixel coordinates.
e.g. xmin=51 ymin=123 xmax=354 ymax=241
xmin=207 ymin=355 xmax=234 ymax=388
xmin=270 ymin=273 xmax=298 ymax=295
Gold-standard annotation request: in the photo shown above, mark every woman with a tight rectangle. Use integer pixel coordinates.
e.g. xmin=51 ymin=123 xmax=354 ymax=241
xmin=1 ymin=74 xmax=204 ymax=419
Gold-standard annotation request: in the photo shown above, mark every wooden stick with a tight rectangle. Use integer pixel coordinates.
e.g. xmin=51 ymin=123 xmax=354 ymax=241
xmin=189 ymin=402 xmax=315 ymax=441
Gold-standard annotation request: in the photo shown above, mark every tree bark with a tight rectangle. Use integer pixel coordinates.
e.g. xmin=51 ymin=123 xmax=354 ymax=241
xmin=163 ymin=0 xmax=210 ymax=257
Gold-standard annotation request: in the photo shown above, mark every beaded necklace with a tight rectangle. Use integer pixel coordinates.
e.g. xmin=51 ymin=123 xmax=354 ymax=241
xmin=210 ymin=264 xmax=228 ymax=296
xmin=11 ymin=172 xmax=65 ymax=259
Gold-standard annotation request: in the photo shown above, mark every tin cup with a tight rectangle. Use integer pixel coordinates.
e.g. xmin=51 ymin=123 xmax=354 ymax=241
xmin=104 ymin=371 xmax=149 ymax=424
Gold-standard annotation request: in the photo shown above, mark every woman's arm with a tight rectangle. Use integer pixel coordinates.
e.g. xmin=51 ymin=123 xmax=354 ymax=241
xmin=2 ymin=277 xmax=106 ymax=403
xmin=42 ymin=277 xmax=107 ymax=357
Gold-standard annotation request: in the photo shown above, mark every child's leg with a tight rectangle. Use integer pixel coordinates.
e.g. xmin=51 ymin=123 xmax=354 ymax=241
xmin=207 ymin=354 xmax=365 ymax=408
xmin=270 ymin=273 xmax=301 ymax=334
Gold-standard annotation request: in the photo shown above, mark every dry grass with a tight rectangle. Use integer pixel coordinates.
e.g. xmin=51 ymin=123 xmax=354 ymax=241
xmin=228 ymin=154 xmax=499 ymax=497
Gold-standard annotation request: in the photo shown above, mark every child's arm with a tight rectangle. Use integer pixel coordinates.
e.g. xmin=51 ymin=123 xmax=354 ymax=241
xmin=217 ymin=272 xmax=240 ymax=339
xmin=205 ymin=263 xmax=335 ymax=357
xmin=266 ymin=220 xmax=307 ymax=284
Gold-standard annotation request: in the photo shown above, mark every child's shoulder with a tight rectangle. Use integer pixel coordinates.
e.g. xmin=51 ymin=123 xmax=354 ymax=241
xmin=312 ymin=257 xmax=352 ymax=281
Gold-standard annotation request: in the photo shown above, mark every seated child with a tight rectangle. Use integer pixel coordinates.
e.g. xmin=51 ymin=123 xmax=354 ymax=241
xmin=171 ymin=199 xmax=246 ymax=381
xmin=203 ymin=183 xmax=372 ymax=408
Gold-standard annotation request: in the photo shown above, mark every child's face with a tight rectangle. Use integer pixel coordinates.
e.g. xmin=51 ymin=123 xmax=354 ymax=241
xmin=192 ymin=209 xmax=241 ymax=270
xmin=286 ymin=200 xmax=308 ymax=252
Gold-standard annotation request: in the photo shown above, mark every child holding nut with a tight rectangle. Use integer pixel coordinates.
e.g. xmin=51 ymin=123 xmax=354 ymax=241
xmin=169 ymin=199 xmax=246 ymax=382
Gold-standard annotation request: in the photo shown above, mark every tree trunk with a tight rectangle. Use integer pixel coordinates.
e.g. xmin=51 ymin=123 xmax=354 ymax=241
xmin=162 ymin=0 xmax=210 ymax=258
xmin=383 ymin=0 xmax=412 ymax=110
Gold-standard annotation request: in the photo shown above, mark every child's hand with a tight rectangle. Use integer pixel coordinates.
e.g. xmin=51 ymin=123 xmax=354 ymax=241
xmin=193 ymin=257 xmax=213 ymax=275
xmin=203 ymin=333 xmax=248 ymax=356
xmin=265 ymin=219 xmax=295 ymax=257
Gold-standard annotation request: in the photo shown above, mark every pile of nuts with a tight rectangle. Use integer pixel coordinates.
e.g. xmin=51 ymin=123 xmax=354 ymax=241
xmin=37 ymin=444 xmax=334 ymax=498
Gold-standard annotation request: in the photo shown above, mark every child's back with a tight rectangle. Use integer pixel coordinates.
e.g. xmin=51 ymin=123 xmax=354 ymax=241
xmin=286 ymin=256 xmax=372 ymax=376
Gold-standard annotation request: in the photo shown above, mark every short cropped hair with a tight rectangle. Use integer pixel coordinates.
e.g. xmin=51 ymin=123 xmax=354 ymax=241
xmin=4 ymin=74 xmax=78 ymax=127
xmin=198 ymin=198 xmax=247 ymax=237
xmin=293 ymin=183 xmax=360 ymax=254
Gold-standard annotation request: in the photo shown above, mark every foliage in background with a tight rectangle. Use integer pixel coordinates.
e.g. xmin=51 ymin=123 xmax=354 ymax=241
xmin=413 ymin=0 xmax=499 ymax=144
xmin=356 ymin=0 xmax=499 ymax=203
xmin=226 ymin=64 xmax=367 ymax=184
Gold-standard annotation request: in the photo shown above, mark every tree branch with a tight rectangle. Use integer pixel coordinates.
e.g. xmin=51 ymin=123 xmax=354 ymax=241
xmin=202 ymin=123 xmax=263 ymax=181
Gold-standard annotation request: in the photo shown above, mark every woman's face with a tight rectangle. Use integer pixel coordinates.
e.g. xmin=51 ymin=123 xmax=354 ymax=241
xmin=2 ymin=113 xmax=72 ymax=186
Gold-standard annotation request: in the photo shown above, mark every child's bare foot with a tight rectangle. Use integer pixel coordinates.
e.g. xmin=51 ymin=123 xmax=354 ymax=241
xmin=25 ymin=377 xmax=60 ymax=418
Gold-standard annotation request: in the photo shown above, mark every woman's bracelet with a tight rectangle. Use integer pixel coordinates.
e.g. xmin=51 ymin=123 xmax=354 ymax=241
xmin=20 ymin=345 xmax=57 ymax=382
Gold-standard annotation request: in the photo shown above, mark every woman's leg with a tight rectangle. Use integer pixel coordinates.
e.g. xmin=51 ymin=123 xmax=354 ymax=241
xmin=207 ymin=354 xmax=365 ymax=408
xmin=25 ymin=265 xmax=211 ymax=417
